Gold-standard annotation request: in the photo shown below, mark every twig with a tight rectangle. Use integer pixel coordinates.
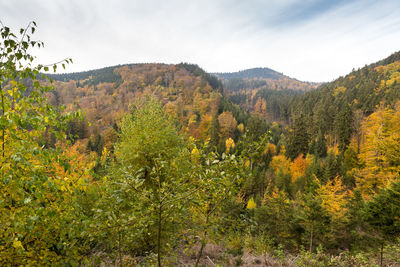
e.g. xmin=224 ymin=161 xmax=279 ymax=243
xmin=206 ymin=256 xmax=215 ymax=266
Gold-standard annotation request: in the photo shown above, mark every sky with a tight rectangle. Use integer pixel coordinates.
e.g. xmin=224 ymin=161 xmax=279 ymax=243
xmin=1 ymin=0 xmax=400 ymax=82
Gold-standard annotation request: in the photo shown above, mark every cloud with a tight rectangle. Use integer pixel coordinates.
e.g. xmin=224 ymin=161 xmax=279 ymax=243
xmin=0 ymin=0 xmax=399 ymax=82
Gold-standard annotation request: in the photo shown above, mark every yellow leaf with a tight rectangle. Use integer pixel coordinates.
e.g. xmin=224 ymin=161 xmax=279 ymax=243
xmin=13 ymin=239 xmax=24 ymax=250
xmin=246 ymin=197 xmax=256 ymax=209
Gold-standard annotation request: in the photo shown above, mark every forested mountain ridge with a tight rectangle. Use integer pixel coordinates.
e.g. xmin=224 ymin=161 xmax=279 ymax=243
xmin=291 ymin=50 xmax=400 ymax=117
xmin=214 ymin=67 xmax=319 ymax=93
xmin=213 ymin=67 xmax=319 ymax=124
xmin=214 ymin=67 xmax=284 ymax=80
xmin=287 ymin=50 xmax=400 ymax=155
xmin=46 ymin=63 xmax=258 ymax=156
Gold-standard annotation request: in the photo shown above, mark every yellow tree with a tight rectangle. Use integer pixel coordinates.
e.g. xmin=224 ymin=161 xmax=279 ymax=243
xmin=316 ymin=176 xmax=348 ymax=220
xmin=270 ymin=154 xmax=290 ymax=175
xmin=355 ymin=102 xmax=400 ymax=197
xmin=290 ymin=154 xmax=307 ymax=183
xmin=218 ymin=111 xmax=237 ymax=140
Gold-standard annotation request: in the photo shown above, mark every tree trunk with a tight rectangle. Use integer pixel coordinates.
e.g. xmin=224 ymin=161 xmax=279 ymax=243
xmin=195 ymin=213 xmax=210 ymax=267
xmin=118 ymin=228 xmax=123 ymax=267
xmin=309 ymin=222 xmax=314 ymax=253
xmin=1 ymin=84 xmax=5 ymax=158
xmin=195 ymin=239 xmax=206 ymax=267
xmin=157 ymin=204 xmax=162 ymax=267
xmin=380 ymin=243 xmax=384 ymax=267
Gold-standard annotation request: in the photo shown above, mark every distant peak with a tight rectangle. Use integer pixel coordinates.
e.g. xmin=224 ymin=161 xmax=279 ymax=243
xmin=213 ymin=67 xmax=284 ymax=80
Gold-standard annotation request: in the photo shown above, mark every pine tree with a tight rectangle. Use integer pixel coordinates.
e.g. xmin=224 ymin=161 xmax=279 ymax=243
xmin=363 ymin=181 xmax=400 ymax=266
xmin=335 ymin=104 xmax=353 ymax=153
xmin=285 ymin=114 xmax=310 ymax=160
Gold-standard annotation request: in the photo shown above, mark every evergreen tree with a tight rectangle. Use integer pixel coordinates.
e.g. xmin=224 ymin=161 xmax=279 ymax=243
xmin=335 ymin=104 xmax=353 ymax=153
xmin=285 ymin=114 xmax=310 ymax=160
xmin=209 ymin=113 xmax=220 ymax=151
xmin=363 ymin=180 xmax=400 ymax=266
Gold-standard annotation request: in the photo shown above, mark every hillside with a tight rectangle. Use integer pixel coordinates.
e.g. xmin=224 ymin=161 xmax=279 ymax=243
xmin=213 ymin=68 xmax=319 ymax=123
xmin=214 ymin=67 xmax=319 ymax=92
xmin=291 ymin=50 xmax=400 ymax=116
xmin=214 ymin=67 xmax=284 ymax=80
xmin=46 ymin=63 xmax=259 ymax=155
xmin=287 ymin=50 xmax=400 ymax=154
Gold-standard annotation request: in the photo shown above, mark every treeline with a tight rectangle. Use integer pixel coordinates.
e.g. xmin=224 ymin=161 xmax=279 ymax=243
xmin=178 ymin=62 xmax=223 ymax=91
xmin=288 ymin=50 xmax=400 ymax=154
xmin=49 ymin=65 xmax=124 ymax=87
xmin=214 ymin=67 xmax=284 ymax=80
xmin=218 ymin=68 xmax=318 ymax=125
xmin=229 ymin=88 xmax=301 ymax=123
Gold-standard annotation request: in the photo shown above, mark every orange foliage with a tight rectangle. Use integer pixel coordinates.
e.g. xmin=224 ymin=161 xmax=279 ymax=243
xmin=218 ymin=111 xmax=237 ymax=139
xmin=289 ymin=154 xmax=307 ymax=182
xmin=53 ymin=143 xmax=96 ymax=191
xmin=264 ymin=142 xmax=277 ymax=155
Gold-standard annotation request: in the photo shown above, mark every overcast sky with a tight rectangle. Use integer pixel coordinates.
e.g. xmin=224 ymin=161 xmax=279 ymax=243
xmin=1 ymin=0 xmax=400 ymax=82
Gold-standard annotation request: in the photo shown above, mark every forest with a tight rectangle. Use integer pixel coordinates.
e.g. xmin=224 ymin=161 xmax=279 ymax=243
xmin=1 ymin=23 xmax=400 ymax=266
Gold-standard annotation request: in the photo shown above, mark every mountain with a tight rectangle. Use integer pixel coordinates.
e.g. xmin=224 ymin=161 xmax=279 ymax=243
xmin=290 ymin=50 xmax=400 ymax=119
xmin=46 ymin=63 xmax=258 ymax=154
xmin=214 ymin=67 xmax=284 ymax=80
xmin=212 ymin=68 xmax=319 ymax=123
xmin=214 ymin=67 xmax=319 ymax=92
xmin=287 ymin=50 xmax=400 ymax=154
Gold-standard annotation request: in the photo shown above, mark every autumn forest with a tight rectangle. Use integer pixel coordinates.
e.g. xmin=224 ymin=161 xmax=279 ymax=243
xmin=2 ymin=22 xmax=400 ymax=266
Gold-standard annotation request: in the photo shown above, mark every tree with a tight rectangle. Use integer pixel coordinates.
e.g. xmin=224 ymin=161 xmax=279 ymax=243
xmin=352 ymin=109 xmax=364 ymax=154
xmin=190 ymin=149 xmax=243 ymax=267
xmin=310 ymin=131 xmax=327 ymax=158
xmin=285 ymin=114 xmax=310 ymax=160
xmin=298 ymin=192 xmax=331 ymax=252
xmin=255 ymin=189 xmax=297 ymax=248
xmin=218 ymin=111 xmax=237 ymax=140
xmin=334 ymin=104 xmax=353 ymax=153
xmin=0 ymin=22 xmax=85 ymax=265
xmin=355 ymin=103 xmax=400 ymax=196
xmin=208 ymin=113 xmax=220 ymax=151
xmin=363 ymin=180 xmax=400 ymax=266
xmin=110 ymin=97 xmax=192 ymax=266
xmin=290 ymin=154 xmax=307 ymax=183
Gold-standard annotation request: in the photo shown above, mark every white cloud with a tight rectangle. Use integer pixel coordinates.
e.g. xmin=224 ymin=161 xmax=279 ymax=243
xmin=1 ymin=0 xmax=399 ymax=82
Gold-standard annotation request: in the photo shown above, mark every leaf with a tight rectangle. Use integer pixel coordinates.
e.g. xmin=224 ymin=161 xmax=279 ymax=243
xmin=13 ymin=239 xmax=24 ymax=250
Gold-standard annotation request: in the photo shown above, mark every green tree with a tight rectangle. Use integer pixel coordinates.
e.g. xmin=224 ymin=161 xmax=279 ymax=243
xmin=298 ymin=193 xmax=331 ymax=252
xmin=0 ymin=22 xmax=84 ymax=265
xmin=310 ymin=131 xmax=327 ymax=158
xmin=334 ymin=104 xmax=353 ymax=153
xmin=363 ymin=180 xmax=400 ymax=266
xmin=255 ymin=189 xmax=297 ymax=248
xmin=285 ymin=114 xmax=310 ymax=160
xmin=109 ymin=97 xmax=192 ymax=266
xmin=190 ymin=149 xmax=243 ymax=267
xmin=208 ymin=112 xmax=220 ymax=151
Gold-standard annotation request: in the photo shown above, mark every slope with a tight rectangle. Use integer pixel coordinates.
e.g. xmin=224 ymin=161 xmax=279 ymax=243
xmin=46 ymin=63 xmax=255 ymax=154
xmin=214 ymin=67 xmax=319 ymax=123
xmin=287 ymin=50 xmax=400 ymax=154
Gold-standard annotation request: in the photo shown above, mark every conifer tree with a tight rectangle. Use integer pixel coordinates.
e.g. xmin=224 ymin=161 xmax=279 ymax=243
xmin=285 ymin=114 xmax=310 ymax=160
